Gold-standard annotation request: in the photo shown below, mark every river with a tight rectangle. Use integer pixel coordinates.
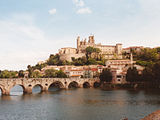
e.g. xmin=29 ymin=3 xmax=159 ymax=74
xmin=0 ymin=86 xmax=160 ymax=120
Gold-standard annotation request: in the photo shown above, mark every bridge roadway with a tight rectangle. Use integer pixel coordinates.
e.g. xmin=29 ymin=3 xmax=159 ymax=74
xmin=0 ymin=78 xmax=100 ymax=95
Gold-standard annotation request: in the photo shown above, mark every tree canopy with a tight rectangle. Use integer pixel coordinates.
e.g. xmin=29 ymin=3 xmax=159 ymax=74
xmin=85 ymin=46 xmax=101 ymax=60
xmin=126 ymin=67 xmax=140 ymax=82
xmin=99 ymin=68 xmax=112 ymax=83
xmin=0 ymin=70 xmax=18 ymax=78
xmin=44 ymin=69 xmax=67 ymax=78
xmin=134 ymin=48 xmax=159 ymax=67
xmin=18 ymin=70 xmax=24 ymax=78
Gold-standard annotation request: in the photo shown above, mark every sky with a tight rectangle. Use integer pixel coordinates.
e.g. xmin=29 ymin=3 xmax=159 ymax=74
xmin=0 ymin=0 xmax=160 ymax=70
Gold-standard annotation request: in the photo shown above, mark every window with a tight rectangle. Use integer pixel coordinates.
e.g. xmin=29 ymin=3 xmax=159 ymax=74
xmin=117 ymin=75 xmax=121 ymax=78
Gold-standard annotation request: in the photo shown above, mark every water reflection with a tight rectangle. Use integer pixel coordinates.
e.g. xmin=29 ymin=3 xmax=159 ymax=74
xmin=144 ymin=89 xmax=160 ymax=96
xmin=68 ymin=81 xmax=79 ymax=89
xmin=0 ymin=88 xmax=1 ymax=96
xmin=83 ymin=82 xmax=90 ymax=88
xmin=48 ymin=83 xmax=62 ymax=92
xmin=10 ymin=85 xmax=24 ymax=96
xmin=0 ymin=95 xmax=11 ymax=101
xmin=32 ymin=85 xmax=42 ymax=94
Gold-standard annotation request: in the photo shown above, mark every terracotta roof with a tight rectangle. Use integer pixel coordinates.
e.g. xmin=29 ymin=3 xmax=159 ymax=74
xmin=61 ymin=47 xmax=76 ymax=49
xmin=107 ymin=60 xmax=131 ymax=62
xmin=123 ymin=46 xmax=143 ymax=50
xmin=107 ymin=63 xmax=132 ymax=65
xmin=71 ymin=75 xmax=81 ymax=77
xmin=91 ymin=68 xmax=98 ymax=71
xmin=70 ymin=69 xmax=83 ymax=71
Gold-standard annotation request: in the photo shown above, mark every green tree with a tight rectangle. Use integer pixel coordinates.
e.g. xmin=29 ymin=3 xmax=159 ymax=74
xmin=18 ymin=70 xmax=24 ymax=78
xmin=85 ymin=47 xmax=95 ymax=59
xmin=85 ymin=47 xmax=101 ymax=60
xmin=71 ymin=57 xmax=87 ymax=66
xmin=141 ymin=67 xmax=153 ymax=82
xmin=33 ymin=63 xmax=47 ymax=71
xmin=81 ymin=56 xmax=87 ymax=64
xmin=156 ymin=47 xmax=160 ymax=53
xmin=10 ymin=71 xmax=18 ymax=78
xmin=87 ymin=58 xmax=97 ymax=65
xmin=97 ymin=60 xmax=106 ymax=65
xmin=126 ymin=67 xmax=140 ymax=82
xmin=31 ymin=71 xmax=42 ymax=78
xmin=99 ymin=68 xmax=112 ymax=83
xmin=136 ymin=48 xmax=159 ymax=62
xmin=0 ymin=70 xmax=18 ymax=78
xmin=47 ymin=54 xmax=60 ymax=65
xmin=27 ymin=65 xmax=34 ymax=78
xmin=93 ymin=48 xmax=101 ymax=60
xmin=136 ymin=60 xmax=154 ymax=67
xmin=71 ymin=57 xmax=76 ymax=61
xmin=74 ymin=59 xmax=83 ymax=66
xmin=56 ymin=70 xmax=68 ymax=78
xmin=44 ymin=69 xmax=57 ymax=78
xmin=152 ymin=62 xmax=160 ymax=82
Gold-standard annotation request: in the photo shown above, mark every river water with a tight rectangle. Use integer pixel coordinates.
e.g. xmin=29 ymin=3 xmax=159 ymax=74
xmin=0 ymin=87 xmax=160 ymax=120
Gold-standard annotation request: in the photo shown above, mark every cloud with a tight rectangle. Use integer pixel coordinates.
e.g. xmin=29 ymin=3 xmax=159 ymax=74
xmin=0 ymin=14 xmax=49 ymax=70
xmin=48 ymin=8 xmax=57 ymax=15
xmin=77 ymin=7 xmax=92 ymax=14
xmin=0 ymin=20 xmax=45 ymax=43
xmin=73 ymin=0 xmax=84 ymax=7
xmin=73 ymin=0 xmax=92 ymax=14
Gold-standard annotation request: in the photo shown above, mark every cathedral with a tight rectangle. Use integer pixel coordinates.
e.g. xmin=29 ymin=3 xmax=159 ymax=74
xmin=59 ymin=36 xmax=123 ymax=61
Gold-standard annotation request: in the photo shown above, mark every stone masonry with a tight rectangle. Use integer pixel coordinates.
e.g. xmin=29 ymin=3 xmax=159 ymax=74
xmin=59 ymin=35 xmax=123 ymax=61
xmin=0 ymin=78 xmax=100 ymax=95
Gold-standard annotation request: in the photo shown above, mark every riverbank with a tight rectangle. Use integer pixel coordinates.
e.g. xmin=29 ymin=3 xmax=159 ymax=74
xmin=101 ymin=82 xmax=160 ymax=90
xmin=141 ymin=110 xmax=160 ymax=120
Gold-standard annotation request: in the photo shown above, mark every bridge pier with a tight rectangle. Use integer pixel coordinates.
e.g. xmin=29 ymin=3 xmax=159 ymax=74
xmin=41 ymin=87 xmax=48 ymax=92
xmin=24 ymin=87 xmax=32 ymax=94
xmin=90 ymin=83 xmax=94 ymax=88
xmin=64 ymin=85 xmax=69 ymax=89
xmin=79 ymin=84 xmax=83 ymax=88
xmin=3 ymin=90 xmax=10 ymax=96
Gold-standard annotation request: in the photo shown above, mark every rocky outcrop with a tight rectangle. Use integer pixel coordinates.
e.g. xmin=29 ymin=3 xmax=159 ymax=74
xmin=142 ymin=110 xmax=160 ymax=120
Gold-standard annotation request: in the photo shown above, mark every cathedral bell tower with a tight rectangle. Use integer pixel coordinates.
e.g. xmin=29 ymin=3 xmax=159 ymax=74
xmin=77 ymin=36 xmax=80 ymax=51
xmin=88 ymin=35 xmax=95 ymax=44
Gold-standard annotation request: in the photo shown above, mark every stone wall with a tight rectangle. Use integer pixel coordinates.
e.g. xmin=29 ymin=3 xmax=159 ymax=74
xmin=59 ymin=36 xmax=123 ymax=61
xmin=59 ymin=53 xmax=85 ymax=62
xmin=0 ymin=78 xmax=100 ymax=95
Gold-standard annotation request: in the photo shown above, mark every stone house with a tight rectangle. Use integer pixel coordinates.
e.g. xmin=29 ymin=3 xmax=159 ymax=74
xmin=105 ymin=59 xmax=144 ymax=84
xmin=65 ymin=69 xmax=84 ymax=78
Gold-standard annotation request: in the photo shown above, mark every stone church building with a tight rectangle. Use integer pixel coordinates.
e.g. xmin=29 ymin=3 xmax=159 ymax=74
xmin=59 ymin=36 xmax=123 ymax=61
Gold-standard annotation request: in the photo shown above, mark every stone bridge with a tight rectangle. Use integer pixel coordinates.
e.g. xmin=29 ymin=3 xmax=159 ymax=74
xmin=0 ymin=78 xmax=100 ymax=95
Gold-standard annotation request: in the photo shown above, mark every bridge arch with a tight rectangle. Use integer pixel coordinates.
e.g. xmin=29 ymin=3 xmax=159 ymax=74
xmin=68 ymin=81 xmax=79 ymax=88
xmin=9 ymin=84 xmax=26 ymax=95
xmin=48 ymin=81 xmax=64 ymax=90
xmin=32 ymin=84 xmax=43 ymax=94
xmin=0 ymin=84 xmax=5 ymax=95
xmin=83 ymin=82 xmax=90 ymax=88
xmin=48 ymin=81 xmax=64 ymax=92
xmin=93 ymin=81 xmax=100 ymax=88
